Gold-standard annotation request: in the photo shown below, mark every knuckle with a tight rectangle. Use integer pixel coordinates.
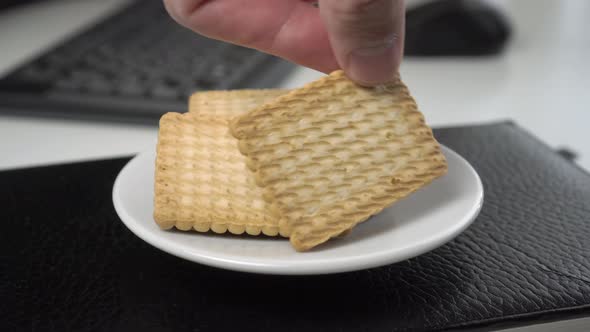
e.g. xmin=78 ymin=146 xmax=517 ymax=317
xmin=327 ymin=0 xmax=395 ymax=39
xmin=163 ymin=0 xmax=205 ymax=24
xmin=162 ymin=0 xmax=183 ymax=22
xmin=330 ymin=0 xmax=383 ymax=17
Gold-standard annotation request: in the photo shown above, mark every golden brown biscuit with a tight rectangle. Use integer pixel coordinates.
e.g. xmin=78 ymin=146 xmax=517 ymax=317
xmin=188 ymin=89 xmax=287 ymax=119
xmin=154 ymin=89 xmax=289 ymax=236
xmin=154 ymin=112 xmax=283 ymax=236
xmin=230 ymin=70 xmax=448 ymax=251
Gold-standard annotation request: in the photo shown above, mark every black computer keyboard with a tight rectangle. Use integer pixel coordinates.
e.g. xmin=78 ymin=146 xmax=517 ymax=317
xmin=0 ymin=0 xmax=295 ymax=123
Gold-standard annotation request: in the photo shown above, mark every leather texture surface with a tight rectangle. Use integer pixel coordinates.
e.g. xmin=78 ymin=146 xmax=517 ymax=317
xmin=2 ymin=122 xmax=590 ymax=332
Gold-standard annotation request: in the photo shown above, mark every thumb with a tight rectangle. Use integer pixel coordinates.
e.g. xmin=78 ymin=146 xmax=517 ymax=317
xmin=319 ymin=0 xmax=405 ymax=86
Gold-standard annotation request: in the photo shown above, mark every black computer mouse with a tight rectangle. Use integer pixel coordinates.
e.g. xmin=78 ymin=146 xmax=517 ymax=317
xmin=404 ymin=0 xmax=511 ymax=56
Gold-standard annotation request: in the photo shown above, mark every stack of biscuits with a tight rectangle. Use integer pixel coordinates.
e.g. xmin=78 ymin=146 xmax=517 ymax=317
xmin=154 ymin=70 xmax=448 ymax=251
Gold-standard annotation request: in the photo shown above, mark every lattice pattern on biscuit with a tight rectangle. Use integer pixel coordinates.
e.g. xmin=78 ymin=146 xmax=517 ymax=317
xmin=189 ymin=89 xmax=287 ymax=119
xmin=154 ymin=112 xmax=283 ymax=236
xmin=231 ymin=70 xmax=448 ymax=251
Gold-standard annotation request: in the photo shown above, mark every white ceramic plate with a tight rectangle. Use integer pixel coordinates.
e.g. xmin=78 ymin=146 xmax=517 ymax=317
xmin=113 ymin=145 xmax=483 ymax=275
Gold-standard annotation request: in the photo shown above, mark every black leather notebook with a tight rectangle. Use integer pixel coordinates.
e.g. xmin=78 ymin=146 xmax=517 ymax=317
xmin=3 ymin=122 xmax=590 ymax=332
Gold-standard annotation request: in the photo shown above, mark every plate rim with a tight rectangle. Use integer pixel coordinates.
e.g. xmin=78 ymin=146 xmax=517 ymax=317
xmin=113 ymin=145 xmax=483 ymax=275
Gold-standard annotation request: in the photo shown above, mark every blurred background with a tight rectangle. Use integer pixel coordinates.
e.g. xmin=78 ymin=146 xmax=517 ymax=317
xmin=0 ymin=0 xmax=588 ymax=171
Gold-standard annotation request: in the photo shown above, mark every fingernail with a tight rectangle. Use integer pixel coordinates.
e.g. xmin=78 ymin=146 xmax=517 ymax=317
xmin=347 ymin=37 xmax=398 ymax=86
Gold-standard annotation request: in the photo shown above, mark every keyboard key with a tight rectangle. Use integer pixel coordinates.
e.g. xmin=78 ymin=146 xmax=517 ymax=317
xmin=150 ymin=85 xmax=179 ymax=100
xmin=85 ymin=80 xmax=113 ymax=94
xmin=117 ymin=82 xmax=145 ymax=97
xmin=18 ymin=66 xmax=58 ymax=82
xmin=194 ymin=78 xmax=215 ymax=89
xmin=210 ymin=64 xmax=231 ymax=79
xmin=53 ymin=79 xmax=80 ymax=91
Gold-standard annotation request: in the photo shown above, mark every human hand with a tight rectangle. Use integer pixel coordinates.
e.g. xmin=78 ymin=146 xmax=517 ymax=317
xmin=163 ymin=0 xmax=405 ymax=86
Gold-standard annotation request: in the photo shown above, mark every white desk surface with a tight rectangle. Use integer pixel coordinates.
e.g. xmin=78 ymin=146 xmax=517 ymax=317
xmin=0 ymin=0 xmax=589 ymax=172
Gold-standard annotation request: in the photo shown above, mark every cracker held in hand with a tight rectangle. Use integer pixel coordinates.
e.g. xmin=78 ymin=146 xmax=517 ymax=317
xmin=154 ymin=89 xmax=287 ymax=236
xmin=230 ymin=70 xmax=448 ymax=251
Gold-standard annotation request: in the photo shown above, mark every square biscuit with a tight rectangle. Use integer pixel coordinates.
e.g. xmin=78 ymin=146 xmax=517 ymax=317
xmin=154 ymin=89 xmax=289 ymax=236
xmin=188 ymin=89 xmax=287 ymax=119
xmin=230 ymin=70 xmax=448 ymax=251
xmin=154 ymin=112 xmax=282 ymax=237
